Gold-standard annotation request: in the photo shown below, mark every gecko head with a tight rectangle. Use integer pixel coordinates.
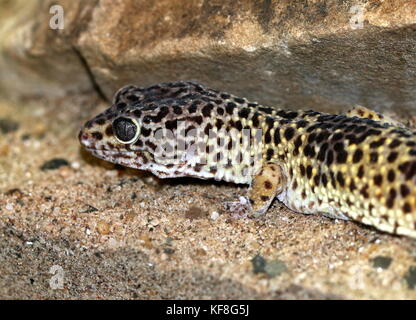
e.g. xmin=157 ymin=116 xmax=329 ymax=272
xmin=79 ymin=81 xmax=215 ymax=176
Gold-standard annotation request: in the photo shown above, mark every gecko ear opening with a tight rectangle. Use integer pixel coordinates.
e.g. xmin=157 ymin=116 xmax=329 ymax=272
xmin=112 ymin=117 xmax=140 ymax=144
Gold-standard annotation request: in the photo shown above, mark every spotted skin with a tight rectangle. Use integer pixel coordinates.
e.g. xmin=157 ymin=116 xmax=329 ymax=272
xmin=79 ymin=81 xmax=416 ymax=238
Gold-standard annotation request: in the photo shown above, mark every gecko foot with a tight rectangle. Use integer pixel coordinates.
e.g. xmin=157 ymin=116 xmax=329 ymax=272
xmin=223 ymin=196 xmax=251 ymax=219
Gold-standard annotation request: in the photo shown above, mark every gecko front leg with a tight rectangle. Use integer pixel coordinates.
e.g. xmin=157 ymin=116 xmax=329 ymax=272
xmin=224 ymin=163 xmax=286 ymax=218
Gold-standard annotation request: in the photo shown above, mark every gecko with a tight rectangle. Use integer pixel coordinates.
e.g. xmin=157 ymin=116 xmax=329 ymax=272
xmin=79 ymin=81 xmax=416 ymax=238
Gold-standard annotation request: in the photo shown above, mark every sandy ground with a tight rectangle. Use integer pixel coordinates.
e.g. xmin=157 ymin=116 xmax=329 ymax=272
xmin=1 ymin=98 xmax=416 ymax=300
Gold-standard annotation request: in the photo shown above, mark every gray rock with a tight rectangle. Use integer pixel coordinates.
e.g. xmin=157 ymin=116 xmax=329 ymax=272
xmin=0 ymin=0 xmax=415 ymax=118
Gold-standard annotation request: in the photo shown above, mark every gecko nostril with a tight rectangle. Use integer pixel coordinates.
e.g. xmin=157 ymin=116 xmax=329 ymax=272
xmin=78 ymin=131 xmax=89 ymax=144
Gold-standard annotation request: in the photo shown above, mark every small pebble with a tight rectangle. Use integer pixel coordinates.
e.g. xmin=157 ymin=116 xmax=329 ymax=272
xmin=371 ymin=256 xmax=393 ymax=270
xmin=79 ymin=205 xmax=98 ymax=213
xmin=210 ymin=211 xmax=219 ymax=220
xmin=252 ymin=254 xmax=288 ymax=278
xmin=0 ymin=118 xmax=19 ymax=134
xmin=71 ymin=161 xmax=80 ymax=169
xmin=96 ymin=220 xmax=111 ymax=235
xmin=40 ymin=158 xmax=70 ymax=171
xmin=252 ymin=254 xmax=266 ymax=274
xmin=264 ymin=260 xmax=288 ymax=278
xmin=163 ymin=247 xmax=175 ymax=255
xmin=404 ymin=266 xmax=416 ymax=289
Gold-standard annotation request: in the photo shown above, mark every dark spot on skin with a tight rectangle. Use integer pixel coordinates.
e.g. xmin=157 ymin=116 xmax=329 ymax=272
xmin=220 ymin=93 xmax=230 ymax=99
xmin=370 ymin=152 xmax=378 ymax=163
xmin=400 ymin=184 xmax=410 ymax=197
xmin=336 ymin=172 xmax=345 ymax=187
xmin=316 ymin=130 xmax=330 ymax=143
xmin=265 ymin=130 xmax=272 ymax=144
xmin=284 ymin=127 xmax=295 ymax=141
xmin=252 ymin=112 xmax=261 ymax=127
xmin=397 ymin=161 xmax=416 ymax=181
xmin=133 ymin=110 xmax=142 ymax=118
xmin=307 ymin=133 xmax=316 ymax=144
xmin=165 ymin=120 xmax=177 ymax=131
xmin=301 ymin=190 xmax=306 ymax=199
xmin=349 ymin=180 xmax=356 ymax=192
xmin=357 ymin=165 xmax=364 ymax=178
xmin=387 ymin=152 xmax=398 ymax=163
xmin=336 ymin=150 xmax=348 ymax=163
xmin=145 ymin=141 xmax=157 ymax=151
xmin=306 ymin=165 xmax=312 ymax=179
xmin=321 ymin=173 xmax=328 ymax=187
xmin=105 ymin=126 xmax=113 ymax=136
xmin=233 ymin=120 xmax=243 ymax=131
xmin=191 ymin=116 xmax=203 ymax=125
xmin=266 ymin=117 xmax=274 ymax=129
xmin=217 ymin=107 xmax=224 ymax=115
xmin=238 ymin=108 xmax=250 ymax=119
xmin=260 ymin=195 xmax=270 ymax=202
xmin=360 ymin=184 xmax=369 ymax=198
xmin=173 ymin=105 xmax=182 ymax=115
xmin=134 ymin=139 xmax=143 ymax=147
xmin=91 ymin=132 xmax=103 ymax=140
xmin=141 ymin=127 xmax=151 ymax=137
xmin=299 ymin=164 xmax=306 ymax=176
xmin=266 ymin=148 xmax=274 ymax=160
xmin=353 ymin=149 xmax=363 ymax=163
xmin=209 ymin=166 xmax=217 ymax=174
xmin=373 ymin=174 xmax=383 ymax=186
xmin=85 ymin=120 xmax=93 ymax=129
xmin=317 ymin=143 xmax=328 ymax=162
xmin=259 ymin=107 xmax=274 ymax=114
xmin=293 ymin=136 xmax=303 ymax=156
xmin=387 ymin=169 xmax=395 ymax=182
xmin=332 ymin=132 xmax=343 ymax=141
xmin=274 ymin=129 xmax=281 ymax=145
xmin=188 ymin=102 xmax=198 ymax=113
xmin=234 ymin=97 xmax=245 ymax=104
xmin=264 ymin=180 xmax=273 ymax=189
xmin=215 ymin=119 xmax=224 ymax=130
xmin=185 ymin=125 xmax=196 ymax=136
xmin=296 ymin=120 xmax=308 ymax=128
xmin=370 ymin=138 xmax=386 ymax=148
xmin=403 ymin=202 xmax=412 ymax=213
xmin=226 ymin=102 xmax=236 ymax=115
xmin=116 ymin=102 xmax=127 ymax=110
xmin=277 ymin=110 xmax=298 ymax=120
xmin=127 ymin=95 xmax=138 ymax=102
xmin=292 ymin=180 xmax=298 ymax=190
xmin=313 ymin=173 xmax=320 ymax=186
xmin=354 ymin=126 xmax=367 ymax=134
xmin=142 ymin=116 xmax=152 ymax=124
xmin=202 ymin=103 xmax=214 ymax=117
xmin=389 ymin=139 xmax=401 ymax=149
xmin=326 ymin=150 xmax=334 ymax=166
xmin=306 ymin=144 xmax=316 ymax=158
xmin=204 ymin=123 xmax=213 ymax=136
xmin=95 ymin=118 xmax=106 ymax=125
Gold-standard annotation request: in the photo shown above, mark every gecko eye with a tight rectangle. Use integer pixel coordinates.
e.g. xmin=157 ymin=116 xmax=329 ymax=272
xmin=112 ymin=117 xmax=140 ymax=144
